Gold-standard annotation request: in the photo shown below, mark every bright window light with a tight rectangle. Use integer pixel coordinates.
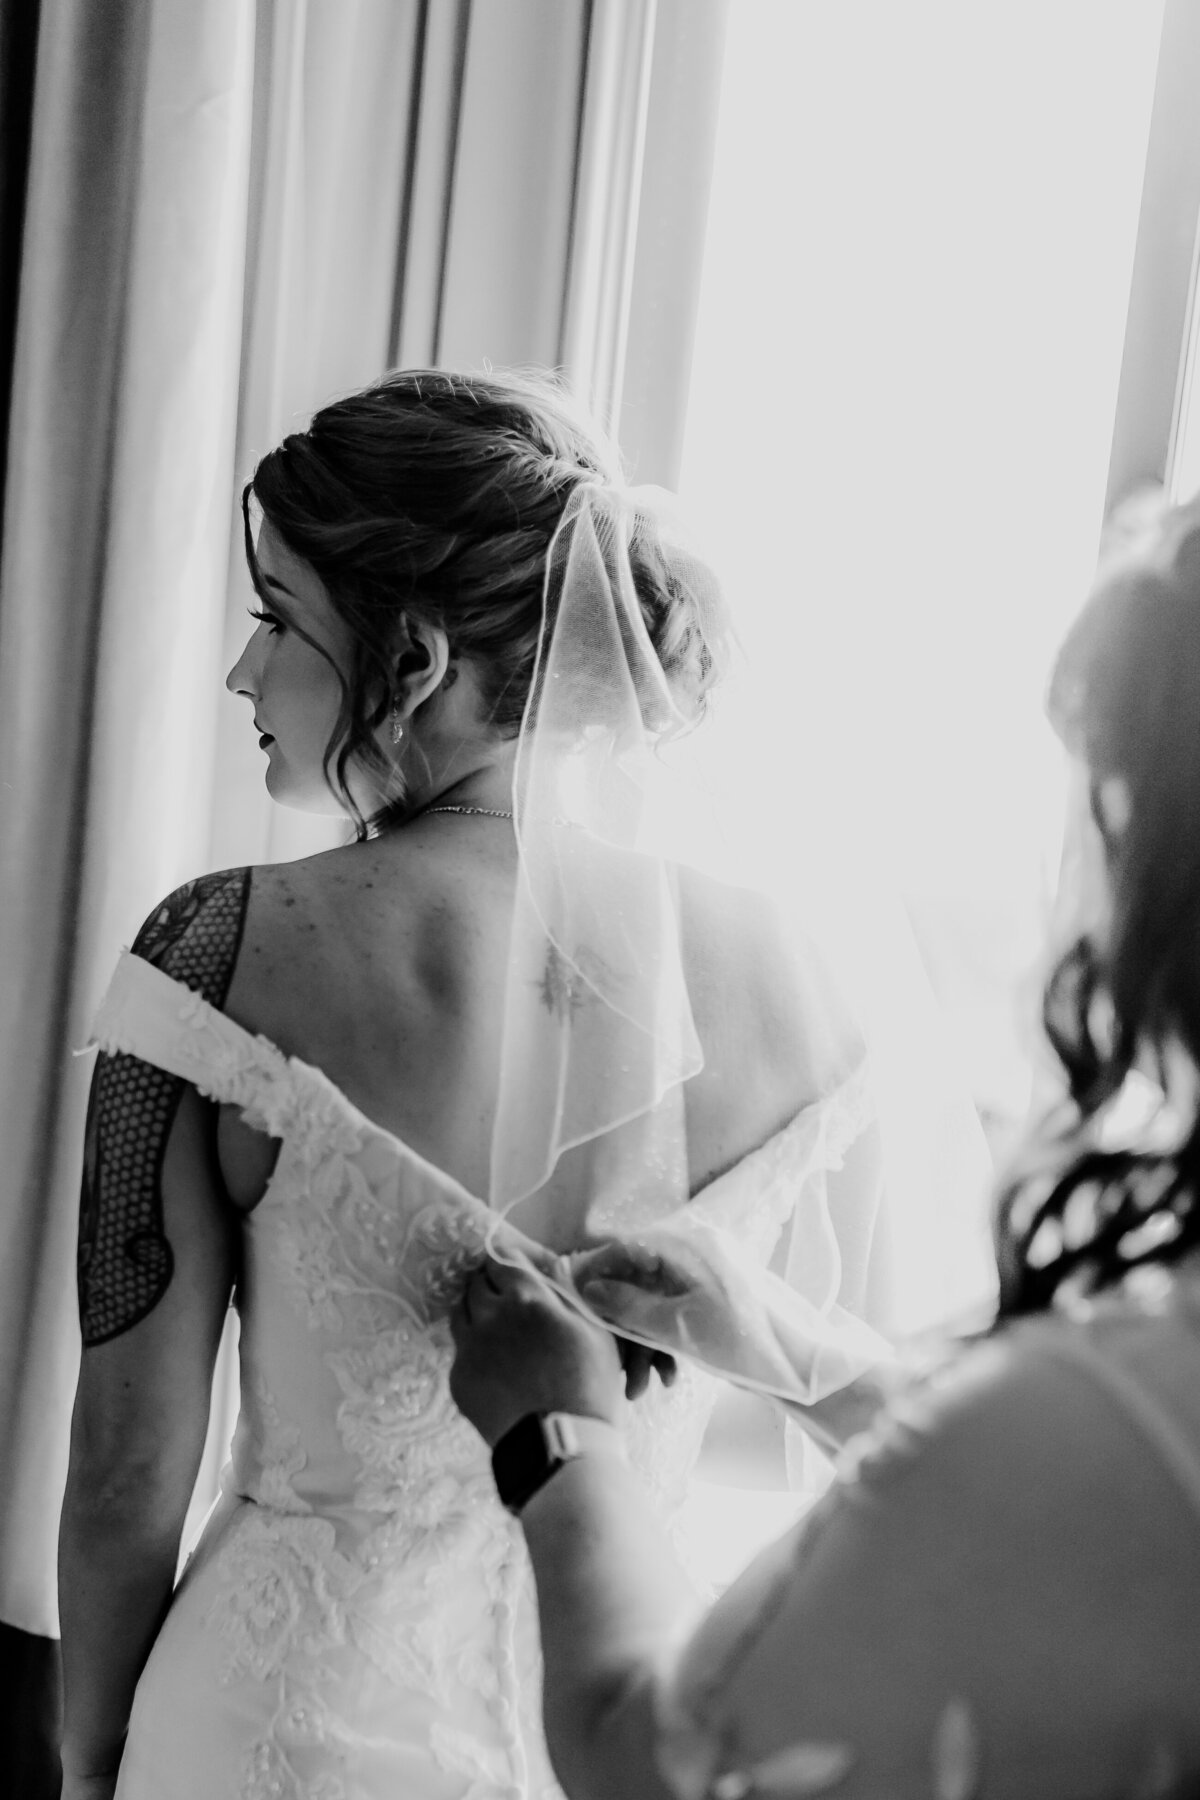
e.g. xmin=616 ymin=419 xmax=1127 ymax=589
xmin=678 ymin=0 xmax=1165 ymax=1131
xmin=680 ymin=0 xmax=1166 ymax=1579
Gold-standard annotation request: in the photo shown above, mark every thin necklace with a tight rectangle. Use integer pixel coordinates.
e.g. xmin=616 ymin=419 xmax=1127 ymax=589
xmin=421 ymin=804 xmax=514 ymax=820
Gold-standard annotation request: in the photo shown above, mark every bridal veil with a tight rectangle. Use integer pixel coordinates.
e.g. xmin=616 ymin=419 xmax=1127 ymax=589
xmin=484 ymin=482 xmax=994 ymax=1412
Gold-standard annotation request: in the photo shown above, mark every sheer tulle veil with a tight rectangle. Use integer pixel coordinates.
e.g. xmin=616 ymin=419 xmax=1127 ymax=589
xmin=485 ymin=482 xmax=993 ymax=1409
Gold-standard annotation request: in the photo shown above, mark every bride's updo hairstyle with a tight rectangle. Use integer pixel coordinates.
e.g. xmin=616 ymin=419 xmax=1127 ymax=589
xmin=243 ymin=368 xmax=723 ymax=831
xmin=996 ymin=491 xmax=1200 ymax=1316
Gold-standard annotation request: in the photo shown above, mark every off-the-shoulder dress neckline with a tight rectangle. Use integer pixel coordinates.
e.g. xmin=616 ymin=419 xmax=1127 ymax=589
xmin=98 ymin=947 xmax=852 ymax=1213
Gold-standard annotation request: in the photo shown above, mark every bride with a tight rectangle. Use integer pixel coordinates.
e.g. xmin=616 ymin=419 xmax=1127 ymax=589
xmin=57 ymin=368 xmax=887 ymax=1800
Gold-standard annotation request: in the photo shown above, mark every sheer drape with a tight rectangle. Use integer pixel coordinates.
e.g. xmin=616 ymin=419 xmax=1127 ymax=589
xmin=0 ymin=0 xmax=728 ymax=1663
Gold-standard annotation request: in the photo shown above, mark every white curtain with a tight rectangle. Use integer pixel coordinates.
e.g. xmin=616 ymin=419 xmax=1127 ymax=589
xmin=0 ymin=0 xmax=254 ymax=1639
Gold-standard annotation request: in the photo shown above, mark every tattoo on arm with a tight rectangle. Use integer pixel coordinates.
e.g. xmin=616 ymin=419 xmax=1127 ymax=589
xmin=132 ymin=867 xmax=251 ymax=995
xmin=78 ymin=1053 xmax=182 ymax=1346
xmin=77 ymin=868 xmax=251 ymax=1346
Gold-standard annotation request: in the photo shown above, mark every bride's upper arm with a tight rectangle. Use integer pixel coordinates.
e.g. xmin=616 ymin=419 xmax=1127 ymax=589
xmin=70 ymin=1072 xmax=237 ymax=1512
xmin=129 ymin=866 xmax=252 ymax=991
xmin=68 ymin=869 xmax=250 ymax=1506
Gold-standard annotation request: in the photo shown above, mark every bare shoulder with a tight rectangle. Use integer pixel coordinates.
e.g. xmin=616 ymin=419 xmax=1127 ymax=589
xmin=678 ymin=870 xmax=795 ymax=1007
xmin=226 ymin=843 xmax=403 ymax=1009
xmin=223 ymin=832 xmax=517 ymax=1055
xmin=676 ymin=864 xmax=859 ymax=1120
xmin=243 ymin=830 xmax=510 ymax=920
xmin=132 ymin=866 xmax=251 ymax=963
xmin=127 ymin=867 xmax=253 ymax=1016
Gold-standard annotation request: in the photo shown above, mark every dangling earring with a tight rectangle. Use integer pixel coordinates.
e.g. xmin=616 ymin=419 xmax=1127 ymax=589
xmin=389 ymin=706 xmax=404 ymax=746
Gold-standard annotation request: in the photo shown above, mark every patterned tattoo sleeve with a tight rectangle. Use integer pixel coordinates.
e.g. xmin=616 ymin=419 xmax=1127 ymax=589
xmin=77 ymin=868 xmax=252 ymax=1346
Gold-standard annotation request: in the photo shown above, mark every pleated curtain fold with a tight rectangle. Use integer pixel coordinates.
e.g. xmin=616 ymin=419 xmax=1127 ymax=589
xmin=0 ymin=0 xmax=727 ymax=1669
xmin=0 ymin=0 xmax=256 ymax=1642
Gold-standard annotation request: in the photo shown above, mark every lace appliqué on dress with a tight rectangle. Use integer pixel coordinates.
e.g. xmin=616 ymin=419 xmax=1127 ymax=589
xmin=195 ymin=1026 xmax=529 ymax=1797
xmin=238 ymin=1378 xmax=310 ymax=1514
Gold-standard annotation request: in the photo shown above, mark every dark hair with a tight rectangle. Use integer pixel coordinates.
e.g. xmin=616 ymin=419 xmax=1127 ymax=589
xmin=243 ymin=367 xmax=724 ymax=835
xmin=995 ymin=493 xmax=1200 ymax=1315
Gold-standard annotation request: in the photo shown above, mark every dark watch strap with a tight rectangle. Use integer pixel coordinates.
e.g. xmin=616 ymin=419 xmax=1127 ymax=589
xmin=491 ymin=1412 xmax=626 ymax=1515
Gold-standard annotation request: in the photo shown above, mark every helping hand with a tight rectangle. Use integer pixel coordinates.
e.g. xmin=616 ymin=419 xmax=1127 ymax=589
xmin=471 ymin=1226 xmax=678 ymax=1403
xmin=449 ymin=1256 xmax=626 ymax=1448
xmin=568 ymin=1237 xmax=692 ymax=1307
xmin=568 ymin=1231 xmax=760 ymax=1373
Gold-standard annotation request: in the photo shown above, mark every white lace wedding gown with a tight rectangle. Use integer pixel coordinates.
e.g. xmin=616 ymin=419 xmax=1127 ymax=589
xmin=93 ymin=947 xmax=863 ymax=1800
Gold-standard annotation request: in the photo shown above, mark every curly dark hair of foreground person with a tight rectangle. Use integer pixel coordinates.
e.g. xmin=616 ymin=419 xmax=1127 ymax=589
xmin=996 ymin=492 xmax=1200 ymax=1316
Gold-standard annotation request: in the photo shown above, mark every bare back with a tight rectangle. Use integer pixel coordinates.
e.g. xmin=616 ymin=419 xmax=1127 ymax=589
xmin=217 ymin=825 xmax=846 ymax=1236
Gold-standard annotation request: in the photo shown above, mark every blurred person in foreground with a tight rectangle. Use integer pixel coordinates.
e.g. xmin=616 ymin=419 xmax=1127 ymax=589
xmin=449 ymin=493 xmax=1200 ymax=1800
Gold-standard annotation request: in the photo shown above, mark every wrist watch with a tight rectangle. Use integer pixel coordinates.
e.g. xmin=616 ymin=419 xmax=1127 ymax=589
xmin=491 ymin=1411 xmax=626 ymax=1515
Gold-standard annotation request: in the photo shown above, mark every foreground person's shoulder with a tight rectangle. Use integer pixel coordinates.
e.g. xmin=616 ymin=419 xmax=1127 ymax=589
xmin=845 ymin=1302 xmax=1197 ymax=1518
